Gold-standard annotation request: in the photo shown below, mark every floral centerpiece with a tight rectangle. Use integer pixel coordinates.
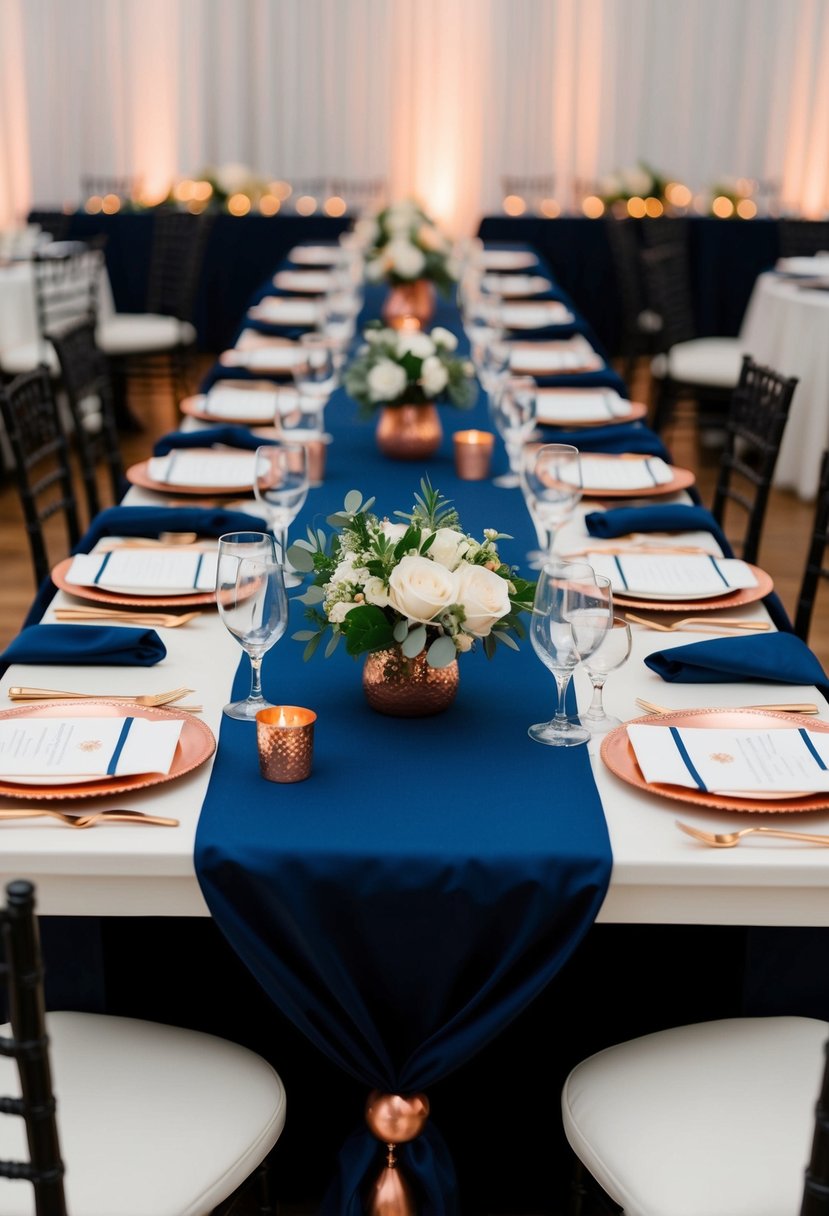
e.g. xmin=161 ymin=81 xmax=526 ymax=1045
xmin=288 ymin=480 xmax=535 ymax=715
xmin=356 ymin=198 xmax=458 ymax=329
xmin=598 ymin=162 xmax=668 ymax=209
xmin=344 ymin=323 xmax=476 ymax=459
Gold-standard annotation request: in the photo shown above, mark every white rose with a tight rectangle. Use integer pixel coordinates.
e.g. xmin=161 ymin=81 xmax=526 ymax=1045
xmin=363 ymin=576 xmax=390 ymax=608
xmin=430 ymin=326 xmax=458 ymax=351
xmin=328 ymin=601 xmax=358 ymax=624
xmin=380 ymin=520 xmax=408 ymax=541
xmin=427 ymin=528 xmax=471 ymax=570
xmin=387 ymin=239 xmax=426 ymax=279
xmin=385 ymin=211 xmax=415 ymax=236
xmin=396 ymin=331 xmax=435 ymax=359
xmin=454 ymin=563 xmax=511 ymax=637
xmin=420 ymin=354 xmax=449 ymax=396
xmin=364 ymin=256 xmax=385 ymax=282
xmin=366 ymin=359 xmax=408 ymax=402
xmin=388 ymin=555 xmax=459 ymax=624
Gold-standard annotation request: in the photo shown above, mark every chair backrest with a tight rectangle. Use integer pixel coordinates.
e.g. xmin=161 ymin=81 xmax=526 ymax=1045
xmin=801 ymin=1035 xmax=829 ymax=1215
xmin=46 ymin=318 xmax=124 ymax=522
xmin=794 ymin=448 xmax=829 ymax=643
xmin=779 ymin=220 xmax=829 ymax=259
xmin=711 ymin=353 xmax=798 ymax=565
xmin=0 ymin=369 xmax=82 ymax=587
xmin=0 ymin=879 xmax=67 ymax=1216
xmin=640 ymin=240 xmax=697 ymax=350
xmin=145 ymin=210 xmax=214 ymax=321
xmin=604 ymin=218 xmax=649 ymax=348
xmin=31 ymin=240 xmax=105 ymax=361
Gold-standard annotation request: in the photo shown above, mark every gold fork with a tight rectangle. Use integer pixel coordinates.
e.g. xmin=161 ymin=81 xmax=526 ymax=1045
xmin=636 ymin=697 xmax=819 ymax=715
xmin=676 ymin=820 xmax=829 ymax=848
xmin=0 ymin=808 xmax=179 ymax=828
xmin=54 ymin=609 xmax=203 ymax=628
xmin=7 ymin=686 xmax=193 ymax=705
xmin=625 ymin=612 xmax=770 ymax=633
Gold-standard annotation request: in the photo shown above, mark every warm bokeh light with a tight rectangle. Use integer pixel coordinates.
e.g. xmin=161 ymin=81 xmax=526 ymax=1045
xmin=323 ymin=195 xmax=347 ymax=217
xmin=665 ymin=181 xmax=693 ymax=208
xmin=582 ymin=195 xmax=605 ymax=218
xmin=192 ymin=180 xmax=213 ymax=202
xmin=269 ymin=180 xmax=292 ymax=201
xmin=502 ymin=194 xmax=526 ymax=216
xmin=626 ymin=196 xmax=647 ymax=218
xmin=186 ymin=199 xmax=207 ymax=214
xmin=173 ymin=179 xmax=195 ymax=202
xmin=644 ymin=196 xmax=664 ymax=217
xmin=228 ymin=192 xmax=252 ymax=216
xmin=737 ymin=198 xmax=758 ymax=219
xmin=295 ymin=195 xmax=317 ymax=215
xmin=258 ymin=194 xmax=280 ymax=216
xmin=101 ymin=193 xmax=121 ymax=214
xmin=540 ymin=198 xmax=560 ymax=218
xmin=736 ymin=177 xmax=755 ymax=196
xmin=84 ymin=195 xmax=103 ymax=214
xmin=712 ymin=195 xmax=735 ymax=218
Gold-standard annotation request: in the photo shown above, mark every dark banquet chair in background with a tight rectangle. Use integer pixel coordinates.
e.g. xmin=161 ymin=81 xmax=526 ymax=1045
xmin=710 ymin=353 xmax=798 ymax=565
xmin=0 ymin=878 xmax=287 ymax=1216
xmin=47 ymin=317 xmax=126 ymax=522
xmin=794 ymin=447 xmax=829 ymax=644
xmin=778 ymin=220 xmax=829 ymax=258
xmin=603 ymin=217 xmax=664 ymax=389
xmin=0 ymin=368 xmax=82 ymax=589
xmin=641 ymin=239 xmax=746 ymax=435
xmin=560 ymin=1016 xmax=829 ymax=1216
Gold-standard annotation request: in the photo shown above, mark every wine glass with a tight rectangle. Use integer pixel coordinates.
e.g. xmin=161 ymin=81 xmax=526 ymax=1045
xmin=520 ymin=443 xmax=582 ymax=568
xmin=215 ymin=532 xmax=288 ymax=721
xmin=580 ymin=616 xmax=633 ymax=733
xmin=317 ymin=290 xmax=360 ymax=365
xmin=253 ymin=442 xmax=309 ymax=588
xmin=528 ymin=562 xmax=612 ymax=747
xmin=490 ymin=375 xmax=537 ymax=488
xmin=291 ymin=332 xmax=338 ymax=432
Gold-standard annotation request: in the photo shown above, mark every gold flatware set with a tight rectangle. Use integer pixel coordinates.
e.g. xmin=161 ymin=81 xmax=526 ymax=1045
xmin=635 ymin=697 xmax=819 ymax=715
xmin=6 ymin=686 xmax=202 ymax=712
xmin=54 ymin=608 xmax=203 ymax=628
xmin=0 ymin=807 xmax=179 ymax=828
xmin=676 ymin=820 xmax=829 ymax=848
xmin=624 ymin=612 xmax=770 ymax=633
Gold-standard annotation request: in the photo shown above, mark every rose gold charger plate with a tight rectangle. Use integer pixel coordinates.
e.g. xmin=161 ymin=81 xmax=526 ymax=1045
xmin=534 ymin=395 xmax=648 ymax=428
xmin=578 ymin=454 xmax=696 ymax=499
xmin=50 ymin=557 xmax=217 ymax=609
xmin=180 ymin=380 xmax=287 ymax=426
xmin=601 ymin=707 xmax=829 ymax=813
xmin=0 ymin=700 xmax=215 ymax=801
xmin=125 ymin=458 xmax=255 ymax=498
xmin=613 ymin=562 xmax=773 ymax=612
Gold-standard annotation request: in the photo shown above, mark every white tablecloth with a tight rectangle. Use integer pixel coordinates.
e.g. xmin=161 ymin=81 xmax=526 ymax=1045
xmin=740 ymin=271 xmax=829 ymax=500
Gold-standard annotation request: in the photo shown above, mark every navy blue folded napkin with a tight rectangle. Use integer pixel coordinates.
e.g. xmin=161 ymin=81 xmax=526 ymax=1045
xmin=536 ymin=422 xmax=670 ymax=460
xmin=644 ymin=633 xmax=829 ymax=697
xmin=585 ymin=504 xmax=731 ymax=552
xmin=153 ymin=426 xmax=275 ymax=456
xmin=74 ymin=505 xmax=269 ymax=553
xmin=0 ymin=624 xmax=167 ymax=668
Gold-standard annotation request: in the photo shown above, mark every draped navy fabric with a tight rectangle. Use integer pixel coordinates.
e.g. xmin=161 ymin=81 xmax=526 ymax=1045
xmin=195 ymin=258 xmax=616 ymax=1212
xmin=644 ymin=633 xmax=829 ymax=698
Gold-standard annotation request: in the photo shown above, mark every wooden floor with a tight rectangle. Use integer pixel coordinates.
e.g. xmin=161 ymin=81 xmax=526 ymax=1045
xmin=0 ymin=357 xmax=825 ymax=670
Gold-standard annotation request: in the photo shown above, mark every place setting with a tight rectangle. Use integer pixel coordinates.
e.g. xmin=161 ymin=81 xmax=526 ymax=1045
xmin=482 ymin=271 xmax=554 ymax=297
xmin=508 ymin=334 xmax=605 ymax=375
xmin=584 ymin=548 xmax=774 ymax=613
xmin=219 ymin=330 xmax=304 ymax=376
xmin=271 ymin=267 xmax=335 ymax=294
xmin=125 ymin=449 xmax=258 ymax=497
xmin=534 ymin=387 xmax=648 ymax=427
xmin=499 ymin=299 xmax=577 ymax=330
xmin=246 ymin=295 xmax=322 ymax=328
xmin=180 ymin=380 xmax=296 ymax=425
xmin=50 ymin=543 xmax=220 ymax=610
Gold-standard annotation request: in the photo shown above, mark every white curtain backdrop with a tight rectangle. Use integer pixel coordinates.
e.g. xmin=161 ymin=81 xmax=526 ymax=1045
xmin=2 ymin=0 xmax=829 ymax=233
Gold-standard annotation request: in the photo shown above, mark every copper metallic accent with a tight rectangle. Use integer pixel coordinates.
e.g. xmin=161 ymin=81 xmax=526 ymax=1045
xmin=612 ymin=564 xmax=774 ymax=613
xmin=380 ymin=279 xmax=436 ymax=330
xmin=362 ymin=648 xmax=459 ymax=717
xmin=125 ymin=457 xmax=255 ymax=498
xmin=365 ymin=1091 xmax=430 ymax=1143
xmin=364 ymin=1155 xmax=416 ymax=1216
xmin=522 ymin=445 xmax=696 ymax=499
xmin=453 ymin=429 xmax=495 ymax=480
xmin=50 ymin=557 xmax=217 ymax=609
xmin=600 ymin=707 xmax=829 ymax=813
xmin=534 ymin=390 xmax=648 ymax=428
xmin=304 ymin=438 xmax=327 ymax=484
xmin=375 ymin=404 xmax=443 ymax=461
xmin=256 ymin=706 xmax=316 ymax=783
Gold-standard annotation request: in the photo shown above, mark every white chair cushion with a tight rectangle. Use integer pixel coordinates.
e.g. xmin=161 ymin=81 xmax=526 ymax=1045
xmin=96 ymin=314 xmax=196 ymax=356
xmin=650 ymin=337 xmax=745 ymax=388
xmin=0 ymin=341 xmax=59 ymax=376
xmin=0 ymin=1011 xmax=286 ymax=1216
xmin=561 ymin=1015 xmax=828 ymax=1216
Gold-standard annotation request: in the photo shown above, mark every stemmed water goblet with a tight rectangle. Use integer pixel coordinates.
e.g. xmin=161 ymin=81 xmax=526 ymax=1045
xmin=215 ymin=531 xmax=288 ymax=721
xmin=528 ymin=562 xmax=613 ymax=747
xmin=520 ymin=442 xmax=582 ymax=568
xmin=490 ymin=375 xmax=537 ymax=488
xmin=253 ymin=441 xmax=309 ymax=588
xmin=290 ymin=332 xmax=338 ymax=433
xmin=579 ymin=616 xmax=633 ymax=733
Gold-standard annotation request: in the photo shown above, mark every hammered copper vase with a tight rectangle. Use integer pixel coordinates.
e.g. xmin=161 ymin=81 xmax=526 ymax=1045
xmin=381 ymin=279 xmax=436 ymax=329
xmin=362 ymin=648 xmax=459 ymax=717
xmin=375 ymin=404 xmax=443 ymax=460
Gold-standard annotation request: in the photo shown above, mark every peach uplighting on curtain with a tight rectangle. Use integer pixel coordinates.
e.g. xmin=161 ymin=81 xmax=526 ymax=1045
xmin=3 ymin=0 xmax=829 ymax=231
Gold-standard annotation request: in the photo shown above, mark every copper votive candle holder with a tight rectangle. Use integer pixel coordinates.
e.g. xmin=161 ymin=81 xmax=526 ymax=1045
xmin=453 ymin=429 xmax=495 ymax=480
xmin=305 ymin=438 xmax=327 ymax=485
xmin=256 ymin=706 xmax=317 ymax=783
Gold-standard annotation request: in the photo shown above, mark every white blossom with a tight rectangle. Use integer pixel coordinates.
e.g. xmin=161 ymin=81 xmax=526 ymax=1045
xmin=366 ymin=359 xmax=408 ymax=402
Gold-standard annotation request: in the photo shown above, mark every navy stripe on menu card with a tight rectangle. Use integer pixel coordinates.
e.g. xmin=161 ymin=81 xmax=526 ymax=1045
xmin=799 ymin=727 xmax=828 ymax=770
xmin=708 ymin=556 xmax=730 ymax=588
xmin=669 ymin=726 xmax=707 ymax=791
xmin=612 ymin=556 xmax=629 ymax=591
xmin=643 ymin=458 xmax=659 ymax=486
xmin=93 ymin=552 xmax=112 ymax=585
xmin=107 ymin=717 xmax=134 ymax=775
xmin=193 ymin=553 xmax=204 ymax=589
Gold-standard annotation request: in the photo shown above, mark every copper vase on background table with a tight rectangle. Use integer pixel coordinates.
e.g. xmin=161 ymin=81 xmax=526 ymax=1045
xmin=375 ymin=404 xmax=443 ymax=461
xmin=381 ymin=279 xmax=436 ymax=329
xmin=362 ymin=647 xmax=459 ymax=717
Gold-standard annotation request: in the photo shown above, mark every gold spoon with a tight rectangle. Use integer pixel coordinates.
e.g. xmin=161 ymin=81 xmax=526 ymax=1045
xmin=0 ymin=808 xmax=179 ymax=828
xmin=676 ymin=819 xmax=829 ymax=848
xmin=636 ymin=697 xmax=819 ymax=715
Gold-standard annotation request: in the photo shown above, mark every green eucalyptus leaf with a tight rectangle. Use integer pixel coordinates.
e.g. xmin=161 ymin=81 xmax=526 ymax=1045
xmin=324 ymin=632 xmax=341 ymax=658
xmin=401 ymin=624 xmax=427 ymax=658
xmin=344 ymin=489 xmax=363 ymax=514
xmin=302 ymin=633 xmax=324 ymax=661
xmin=292 ymin=538 xmax=317 ymax=552
xmin=298 ymin=585 xmax=326 ymax=605
xmin=292 ymin=629 xmax=317 ymax=641
xmin=287 ymin=544 xmax=315 ymax=572
xmin=393 ymin=619 xmax=409 ymax=643
xmin=426 ymin=635 xmax=457 ymax=668
xmin=494 ymin=631 xmax=519 ymax=651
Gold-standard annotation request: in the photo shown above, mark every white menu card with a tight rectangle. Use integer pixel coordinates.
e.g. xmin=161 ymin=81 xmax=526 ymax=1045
xmin=203 ymin=386 xmax=281 ymax=422
xmin=535 ymin=390 xmax=630 ymax=423
xmin=573 ymin=456 xmax=674 ymax=491
xmin=67 ymin=549 xmax=218 ymax=595
xmin=249 ymin=297 xmax=320 ymax=326
xmin=0 ymin=716 xmax=183 ymax=781
xmin=501 ymin=302 xmax=575 ymax=329
xmin=147 ymin=451 xmax=256 ymax=489
xmin=272 ymin=270 xmax=334 ymax=293
xmin=482 ymin=273 xmax=551 ymax=296
xmin=586 ymin=552 xmax=757 ymax=598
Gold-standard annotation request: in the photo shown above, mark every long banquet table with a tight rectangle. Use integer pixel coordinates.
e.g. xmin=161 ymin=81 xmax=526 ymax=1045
xmin=1 ymin=238 xmax=828 ymax=1213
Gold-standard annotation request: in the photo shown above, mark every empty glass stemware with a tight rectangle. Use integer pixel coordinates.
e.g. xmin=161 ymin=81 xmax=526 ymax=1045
xmin=580 ymin=615 xmax=633 ymax=733
xmin=490 ymin=375 xmax=537 ymax=488
xmin=215 ymin=531 xmax=288 ymax=721
xmin=520 ymin=442 xmax=582 ymax=568
xmin=291 ymin=332 xmax=338 ymax=432
xmin=253 ymin=442 xmax=309 ymax=588
xmin=528 ymin=561 xmax=612 ymax=747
